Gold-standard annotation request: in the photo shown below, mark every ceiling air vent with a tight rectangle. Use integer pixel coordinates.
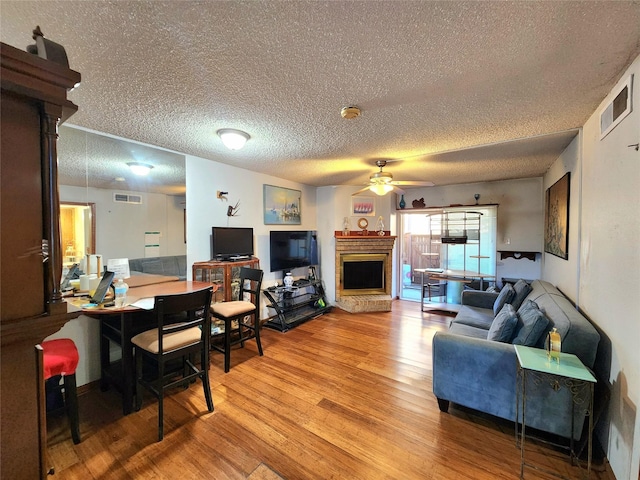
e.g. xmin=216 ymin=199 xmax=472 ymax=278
xmin=113 ymin=193 xmax=142 ymax=204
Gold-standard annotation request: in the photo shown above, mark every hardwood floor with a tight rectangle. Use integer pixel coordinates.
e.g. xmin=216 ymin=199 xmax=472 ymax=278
xmin=47 ymin=300 xmax=613 ymax=479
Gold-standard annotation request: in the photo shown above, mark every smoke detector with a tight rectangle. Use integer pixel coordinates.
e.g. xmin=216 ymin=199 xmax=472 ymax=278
xmin=341 ymin=106 xmax=361 ymax=119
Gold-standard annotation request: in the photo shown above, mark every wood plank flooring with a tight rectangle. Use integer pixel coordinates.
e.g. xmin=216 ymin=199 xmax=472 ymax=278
xmin=47 ymin=300 xmax=613 ymax=479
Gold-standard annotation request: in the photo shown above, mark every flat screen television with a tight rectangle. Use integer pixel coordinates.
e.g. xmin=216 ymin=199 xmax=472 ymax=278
xmin=269 ymin=230 xmax=318 ymax=272
xmin=211 ymin=227 xmax=254 ymax=260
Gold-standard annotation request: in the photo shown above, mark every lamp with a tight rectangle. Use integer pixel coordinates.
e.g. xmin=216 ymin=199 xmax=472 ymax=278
xmin=217 ymin=129 xmax=250 ymax=150
xmin=127 ymin=162 xmax=153 ymax=176
xmin=369 ymin=184 xmax=394 ymax=196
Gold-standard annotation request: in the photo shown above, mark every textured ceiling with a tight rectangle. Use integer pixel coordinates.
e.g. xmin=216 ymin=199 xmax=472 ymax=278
xmin=2 ymin=1 xmax=640 ymax=193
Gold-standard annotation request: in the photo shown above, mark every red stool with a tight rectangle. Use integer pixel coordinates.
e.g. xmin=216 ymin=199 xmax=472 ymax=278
xmin=41 ymin=339 xmax=81 ymax=444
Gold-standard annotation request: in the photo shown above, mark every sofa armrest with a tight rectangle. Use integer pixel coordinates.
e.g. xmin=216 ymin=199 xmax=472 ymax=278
xmin=432 ymin=331 xmax=590 ymax=440
xmin=460 ymin=290 xmax=498 ymax=309
xmin=432 ymin=332 xmax=517 ymax=413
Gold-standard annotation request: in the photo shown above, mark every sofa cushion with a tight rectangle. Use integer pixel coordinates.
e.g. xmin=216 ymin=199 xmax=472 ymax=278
xmin=512 ymin=300 xmax=549 ymax=346
xmin=493 ymin=283 xmax=515 ymax=316
xmin=487 ymin=304 xmax=518 ymax=342
xmin=450 ymin=305 xmax=495 ymax=330
xmin=511 ymin=279 xmax=532 ymax=311
xmin=448 ymin=322 xmax=490 ymax=339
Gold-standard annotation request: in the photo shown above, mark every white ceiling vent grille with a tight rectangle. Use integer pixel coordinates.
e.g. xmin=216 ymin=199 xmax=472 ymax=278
xmin=113 ymin=193 xmax=143 ymax=204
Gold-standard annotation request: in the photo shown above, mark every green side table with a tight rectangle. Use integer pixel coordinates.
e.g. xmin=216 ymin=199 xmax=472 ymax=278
xmin=514 ymin=345 xmax=596 ymax=479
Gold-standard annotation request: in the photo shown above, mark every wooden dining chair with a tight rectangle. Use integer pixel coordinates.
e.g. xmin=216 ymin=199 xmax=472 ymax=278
xmin=210 ymin=267 xmax=264 ymax=372
xmin=132 ymin=286 xmax=214 ymax=441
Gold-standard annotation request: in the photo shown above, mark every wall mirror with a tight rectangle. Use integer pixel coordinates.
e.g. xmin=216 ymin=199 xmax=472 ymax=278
xmin=57 ymin=126 xmax=186 ymax=265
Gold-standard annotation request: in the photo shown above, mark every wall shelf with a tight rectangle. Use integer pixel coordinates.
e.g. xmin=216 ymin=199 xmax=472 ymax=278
xmin=498 ymin=251 xmax=539 ymax=261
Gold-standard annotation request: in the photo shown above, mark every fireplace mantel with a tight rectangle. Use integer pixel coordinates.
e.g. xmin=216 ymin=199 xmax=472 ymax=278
xmin=335 ymin=233 xmax=396 ymax=313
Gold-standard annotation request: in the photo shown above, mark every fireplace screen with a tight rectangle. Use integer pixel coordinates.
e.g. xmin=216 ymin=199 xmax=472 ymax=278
xmin=340 ymin=253 xmax=386 ymax=295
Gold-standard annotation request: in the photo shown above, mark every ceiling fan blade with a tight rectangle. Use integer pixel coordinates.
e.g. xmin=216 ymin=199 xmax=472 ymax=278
xmin=351 ymin=186 xmax=373 ymax=196
xmin=392 ymin=180 xmax=435 ymax=187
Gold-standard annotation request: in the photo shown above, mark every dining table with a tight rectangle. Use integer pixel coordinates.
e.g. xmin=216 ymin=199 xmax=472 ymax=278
xmin=69 ymin=275 xmax=213 ymax=415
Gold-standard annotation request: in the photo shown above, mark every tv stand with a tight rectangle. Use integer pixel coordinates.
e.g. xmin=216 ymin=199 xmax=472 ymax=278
xmin=263 ymin=279 xmax=331 ymax=332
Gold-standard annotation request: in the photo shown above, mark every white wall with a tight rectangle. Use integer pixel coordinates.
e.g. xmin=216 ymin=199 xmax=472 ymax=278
xmin=545 ymin=56 xmax=640 ymax=480
xmin=396 ymin=178 xmax=544 ymax=288
xmin=60 ymin=185 xmax=186 ymax=261
xmin=185 ymin=155 xmax=318 ymax=317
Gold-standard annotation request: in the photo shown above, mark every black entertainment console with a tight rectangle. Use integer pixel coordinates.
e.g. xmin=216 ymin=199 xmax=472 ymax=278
xmin=262 ymin=279 xmax=331 ymax=332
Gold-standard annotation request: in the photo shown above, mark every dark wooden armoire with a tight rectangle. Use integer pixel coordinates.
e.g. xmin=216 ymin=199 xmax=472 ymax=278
xmin=1 ymin=41 xmax=81 ymax=478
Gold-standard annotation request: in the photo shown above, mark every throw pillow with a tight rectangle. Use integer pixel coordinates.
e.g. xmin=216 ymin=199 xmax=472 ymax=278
xmin=486 ymin=285 xmax=499 ymax=293
xmin=493 ymin=283 xmax=515 ymax=316
xmin=487 ymin=303 xmax=518 ymax=342
xmin=511 ymin=279 xmax=532 ymax=311
xmin=517 ymin=299 xmax=539 ymax=315
xmin=512 ymin=303 xmax=550 ymax=346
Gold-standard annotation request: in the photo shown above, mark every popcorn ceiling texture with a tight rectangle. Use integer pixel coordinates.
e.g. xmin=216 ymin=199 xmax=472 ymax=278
xmin=2 ymin=1 xmax=639 ymax=191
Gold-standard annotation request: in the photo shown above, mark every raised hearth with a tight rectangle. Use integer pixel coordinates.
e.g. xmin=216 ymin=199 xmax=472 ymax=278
xmin=334 ymin=232 xmax=396 ymax=313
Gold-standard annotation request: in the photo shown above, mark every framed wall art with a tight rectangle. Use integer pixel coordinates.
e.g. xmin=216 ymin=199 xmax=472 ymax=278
xmin=544 ymin=172 xmax=570 ymax=260
xmin=263 ymin=184 xmax=301 ymax=225
xmin=351 ymin=196 xmax=375 ymax=216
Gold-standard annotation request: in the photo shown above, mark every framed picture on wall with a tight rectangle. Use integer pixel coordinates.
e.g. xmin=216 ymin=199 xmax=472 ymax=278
xmin=263 ymin=184 xmax=301 ymax=225
xmin=544 ymin=172 xmax=570 ymax=260
xmin=351 ymin=196 xmax=375 ymax=216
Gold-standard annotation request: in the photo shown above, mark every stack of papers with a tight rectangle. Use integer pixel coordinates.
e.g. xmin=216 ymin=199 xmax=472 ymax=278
xmin=130 ymin=297 xmax=155 ymax=310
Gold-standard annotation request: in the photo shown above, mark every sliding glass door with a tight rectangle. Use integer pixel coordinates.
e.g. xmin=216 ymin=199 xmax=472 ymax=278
xmin=398 ymin=206 xmax=497 ymax=302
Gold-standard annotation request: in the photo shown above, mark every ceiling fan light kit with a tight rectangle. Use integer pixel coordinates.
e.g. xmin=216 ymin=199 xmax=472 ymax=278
xmin=370 ymin=183 xmax=394 ymax=195
xmin=217 ymin=128 xmax=250 ymax=150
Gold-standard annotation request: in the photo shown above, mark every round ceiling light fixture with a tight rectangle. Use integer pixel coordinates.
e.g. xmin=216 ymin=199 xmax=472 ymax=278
xmin=340 ymin=106 xmax=361 ymax=119
xmin=217 ymin=128 xmax=250 ymax=150
xmin=127 ymin=162 xmax=153 ymax=176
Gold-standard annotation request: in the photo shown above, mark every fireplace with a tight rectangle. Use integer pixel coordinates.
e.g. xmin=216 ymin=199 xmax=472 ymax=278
xmin=340 ymin=253 xmax=386 ymax=295
xmin=334 ymin=232 xmax=396 ymax=313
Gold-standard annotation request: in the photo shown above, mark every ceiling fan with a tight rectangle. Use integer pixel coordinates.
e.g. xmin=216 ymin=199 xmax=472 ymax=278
xmin=353 ymin=160 xmax=435 ymax=196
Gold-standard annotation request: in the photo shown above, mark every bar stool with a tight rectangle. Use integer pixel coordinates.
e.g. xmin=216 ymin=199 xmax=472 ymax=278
xmin=41 ymin=339 xmax=81 ymax=444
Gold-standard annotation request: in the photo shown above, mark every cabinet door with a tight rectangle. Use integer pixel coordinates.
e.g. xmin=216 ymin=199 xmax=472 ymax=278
xmin=1 ymin=95 xmax=45 ymax=321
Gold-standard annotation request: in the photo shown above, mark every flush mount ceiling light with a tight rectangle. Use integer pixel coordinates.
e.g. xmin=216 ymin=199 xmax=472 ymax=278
xmin=127 ymin=162 xmax=153 ymax=176
xmin=217 ymin=129 xmax=250 ymax=150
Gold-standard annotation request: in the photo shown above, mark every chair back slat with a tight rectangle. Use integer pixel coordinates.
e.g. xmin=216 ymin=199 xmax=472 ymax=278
xmin=238 ymin=267 xmax=263 ymax=303
xmin=154 ymin=287 xmax=213 ymax=353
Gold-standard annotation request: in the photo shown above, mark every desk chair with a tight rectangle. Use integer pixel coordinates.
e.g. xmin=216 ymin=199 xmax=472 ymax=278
xmin=40 ymin=339 xmax=81 ymax=444
xmin=132 ymin=287 xmax=214 ymax=441
xmin=210 ymin=267 xmax=264 ymax=373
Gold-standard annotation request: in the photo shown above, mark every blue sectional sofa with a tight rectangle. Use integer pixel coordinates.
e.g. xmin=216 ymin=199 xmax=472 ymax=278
xmin=432 ymin=279 xmax=600 ymax=440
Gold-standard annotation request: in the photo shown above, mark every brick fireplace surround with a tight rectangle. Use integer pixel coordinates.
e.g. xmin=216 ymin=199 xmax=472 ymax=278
xmin=334 ymin=232 xmax=396 ymax=313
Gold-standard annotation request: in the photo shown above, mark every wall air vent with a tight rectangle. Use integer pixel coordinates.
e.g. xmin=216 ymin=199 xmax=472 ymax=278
xmin=600 ymin=74 xmax=633 ymax=139
xmin=113 ymin=193 xmax=142 ymax=204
